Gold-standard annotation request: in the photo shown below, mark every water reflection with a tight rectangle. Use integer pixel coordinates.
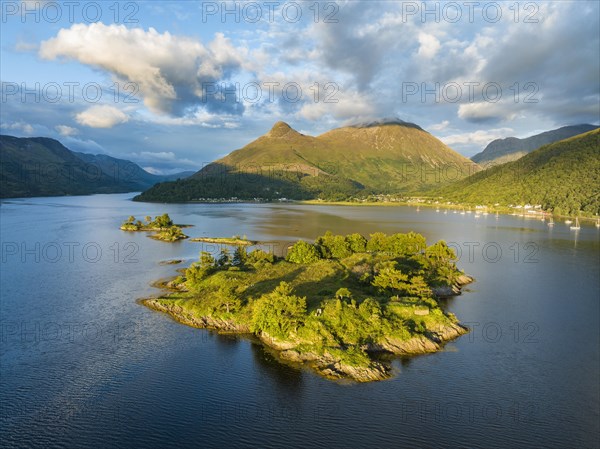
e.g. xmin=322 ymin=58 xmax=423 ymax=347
xmin=250 ymin=342 xmax=304 ymax=390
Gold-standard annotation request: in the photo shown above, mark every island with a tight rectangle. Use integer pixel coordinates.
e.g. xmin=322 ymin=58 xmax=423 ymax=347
xmin=120 ymin=213 xmax=189 ymax=242
xmin=142 ymin=230 xmax=473 ymax=382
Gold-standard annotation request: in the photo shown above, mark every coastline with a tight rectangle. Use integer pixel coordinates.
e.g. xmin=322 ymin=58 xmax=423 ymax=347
xmin=141 ymin=274 xmax=473 ymax=383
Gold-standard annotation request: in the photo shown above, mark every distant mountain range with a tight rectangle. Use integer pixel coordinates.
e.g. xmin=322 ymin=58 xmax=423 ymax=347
xmin=440 ymin=129 xmax=600 ymax=216
xmin=0 ymin=135 xmax=193 ymax=198
xmin=136 ymin=119 xmax=478 ymax=202
xmin=471 ymin=124 xmax=599 ymax=165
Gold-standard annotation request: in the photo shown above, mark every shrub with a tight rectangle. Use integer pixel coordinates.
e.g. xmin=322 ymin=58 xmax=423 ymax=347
xmin=286 ymin=240 xmax=321 ymax=264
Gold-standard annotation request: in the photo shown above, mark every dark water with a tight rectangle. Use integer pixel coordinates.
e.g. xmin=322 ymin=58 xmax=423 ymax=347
xmin=1 ymin=194 xmax=598 ymax=448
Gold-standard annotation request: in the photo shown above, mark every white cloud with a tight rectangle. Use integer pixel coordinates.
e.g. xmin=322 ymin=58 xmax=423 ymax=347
xmin=417 ymin=33 xmax=441 ymax=59
xmin=441 ymin=128 xmax=514 ymax=147
xmin=458 ymin=102 xmax=518 ymax=123
xmin=39 ymin=24 xmax=247 ymax=116
xmin=55 ymin=125 xmax=78 ymax=136
xmin=132 ymin=151 xmax=195 ymax=165
xmin=139 ymin=151 xmax=177 ymax=161
xmin=75 ymin=105 xmax=129 ymax=128
xmin=1 ymin=121 xmax=34 ymax=134
xmin=429 ymin=120 xmax=449 ymax=131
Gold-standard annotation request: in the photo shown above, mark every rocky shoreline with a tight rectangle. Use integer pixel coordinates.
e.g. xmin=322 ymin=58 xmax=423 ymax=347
xmin=142 ymin=281 xmax=471 ymax=382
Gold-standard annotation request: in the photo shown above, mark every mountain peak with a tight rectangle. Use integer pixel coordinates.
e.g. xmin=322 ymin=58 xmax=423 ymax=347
xmin=348 ymin=118 xmax=424 ymax=131
xmin=267 ymin=121 xmax=296 ymax=137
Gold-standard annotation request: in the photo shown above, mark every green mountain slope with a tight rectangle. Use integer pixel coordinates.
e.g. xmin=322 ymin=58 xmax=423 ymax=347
xmin=471 ymin=124 xmax=598 ymax=166
xmin=0 ymin=135 xmax=192 ymax=198
xmin=136 ymin=120 xmax=477 ymax=202
xmin=438 ymin=129 xmax=600 ymax=216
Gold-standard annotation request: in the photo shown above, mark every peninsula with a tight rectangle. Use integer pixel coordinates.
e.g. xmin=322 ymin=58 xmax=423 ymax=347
xmin=142 ymin=231 xmax=473 ymax=382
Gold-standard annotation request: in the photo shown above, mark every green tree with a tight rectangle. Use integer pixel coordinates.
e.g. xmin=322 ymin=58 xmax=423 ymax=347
xmin=425 ymin=241 xmax=456 ymax=265
xmin=200 ymin=251 xmax=216 ymax=268
xmin=286 ymin=240 xmax=321 ymax=264
xmin=387 ymin=232 xmax=426 ymax=256
xmin=345 ymin=233 xmax=367 ymax=253
xmin=252 ymin=282 xmax=307 ymax=338
xmin=217 ymin=281 xmax=241 ymax=314
xmin=154 ymin=213 xmax=173 ymax=228
xmin=367 ymin=232 xmax=388 ymax=252
xmin=185 ymin=251 xmax=217 ymax=287
xmin=232 ymin=246 xmax=247 ymax=267
xmin=316 ymin=231 xmax=352 ymax=259
xmin=335 ymin=287 xmax=352 ymax=300
xmin=247 ymin=249 xmax=275 ymax=265
xmin=372 ymin=262 xmax=410 ymax=295
xmin=218 ymin=248 xmax=231 ymax=266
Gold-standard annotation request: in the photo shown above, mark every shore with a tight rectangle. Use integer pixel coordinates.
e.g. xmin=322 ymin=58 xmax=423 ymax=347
xmin=141 ymin=274 xmax=473 ymax=383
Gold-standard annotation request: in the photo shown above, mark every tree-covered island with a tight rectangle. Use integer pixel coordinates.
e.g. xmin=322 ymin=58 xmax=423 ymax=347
xmin=142 ymin=231 xmax=473 ymax=382
xmin=120 ymin=213 xmax=189 ymax=242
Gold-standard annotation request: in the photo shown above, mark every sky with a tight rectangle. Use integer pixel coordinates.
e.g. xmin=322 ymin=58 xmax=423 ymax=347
xmin=1 ymin=0 xmax=599 ymax=174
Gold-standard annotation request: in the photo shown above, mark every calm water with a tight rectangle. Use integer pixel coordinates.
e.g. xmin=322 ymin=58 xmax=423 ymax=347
xmin=1 ymin=194 xmax=598 ymax=448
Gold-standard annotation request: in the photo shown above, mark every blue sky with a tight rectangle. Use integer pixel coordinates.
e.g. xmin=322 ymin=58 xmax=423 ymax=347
xmin=1 ymin=1 xmax=599 ymax=174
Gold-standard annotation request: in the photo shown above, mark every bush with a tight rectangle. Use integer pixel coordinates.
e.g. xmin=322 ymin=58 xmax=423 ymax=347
xmin=316 ymin=231 xmax=352 ymax=259
xmin=345 ymin=233 xmax=367 ymax=253
xmin=252 ymin=282 xmax=307 ymax=338
xmin=286 ymin=240 xmax=321 ymax=264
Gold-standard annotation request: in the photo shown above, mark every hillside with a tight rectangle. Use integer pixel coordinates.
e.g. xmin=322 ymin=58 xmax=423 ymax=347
xmin=136 ymin=119 xmax=477 ymax=202
xmin=471 ymin=124 xmax=598 ymax=166
xmin=438 ymin=129 xmax=600 ymax=216
xmin=0 ymin=135 xmax=192 ymax=198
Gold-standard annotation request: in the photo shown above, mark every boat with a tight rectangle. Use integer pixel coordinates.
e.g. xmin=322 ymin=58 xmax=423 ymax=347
xmin=565 ymin=219 xmax=573 ymax=224
xmin=548 ymin=217 xmax=554 ymax=227
xmin=570 ymin=217 xmax=581 ymax=230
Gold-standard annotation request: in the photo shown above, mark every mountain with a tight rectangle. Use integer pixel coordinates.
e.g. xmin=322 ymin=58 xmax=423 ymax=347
xmin=438 ymin=129 xmax=600 ymax=216
xmin=471 ymin=124 xmax=599 ymax=166
xmin=0 ymin=135 xmax=193 ymax=198
xmin=136 ymin=120 xmax=478 ymax=202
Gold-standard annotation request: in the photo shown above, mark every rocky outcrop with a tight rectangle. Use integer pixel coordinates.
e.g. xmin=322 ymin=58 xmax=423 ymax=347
xmin=142 ymin=298 xmax=468 ymax=383
xmin=432 ymin=274 xmax=474 ymax=297
xmin=143 ymin=299 xmax=249 ymax=332
xmin=280 ymin=349 xmax=390 ymax=382
xmin=317 ymin=358 xmax=390 ymax=382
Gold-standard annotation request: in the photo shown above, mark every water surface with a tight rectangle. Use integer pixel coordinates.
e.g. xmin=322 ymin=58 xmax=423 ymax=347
xmin=1 ymin=194 xmax=598 ymax=448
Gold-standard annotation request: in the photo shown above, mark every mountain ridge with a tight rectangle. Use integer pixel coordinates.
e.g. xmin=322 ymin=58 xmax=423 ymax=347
xmin=137 ymin=120 xmax=479 ymax=202
xmin=0 ymin=135 xmax=193 ymax=198
xmin=439 ymin=129 xmax=600 ymax=215
xmin=471 ymin=124 xmax=599 ymax=165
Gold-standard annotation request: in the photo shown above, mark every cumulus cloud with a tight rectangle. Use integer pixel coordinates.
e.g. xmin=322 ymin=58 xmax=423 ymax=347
xmin=429 ymin=120 xmax=450 ymax=131
xmin=75 ymin=105 xmax=129 ymax=128
xmin=1 ymin=120 xmax=34 ymax=134
xmin=55 ymin=125 xmax=78 ymax=136
xmin=417 ymin=33 xmax=441 ymax=59
xmin=39 ymin=24 xmax=247 ymax=116
xmin=440 ymin=128 xmax=515 ymax=147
